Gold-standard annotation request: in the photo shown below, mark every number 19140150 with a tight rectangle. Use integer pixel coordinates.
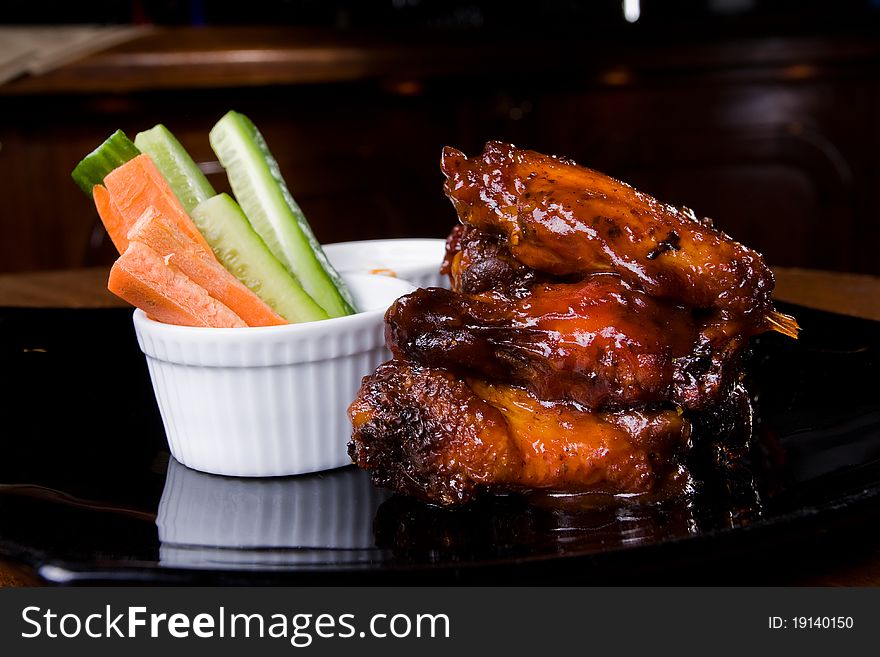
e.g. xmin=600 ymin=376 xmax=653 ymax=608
xmin=768 ymin=616 xmax=854 ymax=629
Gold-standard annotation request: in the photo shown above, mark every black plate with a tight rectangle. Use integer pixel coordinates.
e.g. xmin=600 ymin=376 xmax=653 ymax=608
xmin=1 ymin=303 xmax=879 ymax=585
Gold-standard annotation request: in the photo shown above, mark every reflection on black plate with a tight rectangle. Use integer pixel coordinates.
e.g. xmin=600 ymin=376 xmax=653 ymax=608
xmin=0 ymin=303 xmax=879 ymax=584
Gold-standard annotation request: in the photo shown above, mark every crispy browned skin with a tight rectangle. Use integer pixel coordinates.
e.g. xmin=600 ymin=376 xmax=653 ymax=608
xmin=385 ymin=277 xmax=738 ymax=411
xmin=348 ymin=360 xmax=690 ymax=506
xmin=442 ymin=141 xmax=775 ymax=322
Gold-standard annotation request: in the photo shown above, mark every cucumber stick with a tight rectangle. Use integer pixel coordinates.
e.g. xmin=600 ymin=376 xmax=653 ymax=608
xmin=209 ymin=111 xmax=356 ymax=317
xmin=191 ymin=194 xmax=328 ymax=323
xmin=71 ymin=130 xmax=140 ymax=195
xmin=134 ymin=125 xmax=216 ymax=213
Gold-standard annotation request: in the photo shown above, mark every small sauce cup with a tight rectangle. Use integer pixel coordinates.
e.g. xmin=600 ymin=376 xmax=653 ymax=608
xmin=323 ymin=238 xmax=448 ymax=289
xmin=133 ymin=273 xmax=415 ymax=477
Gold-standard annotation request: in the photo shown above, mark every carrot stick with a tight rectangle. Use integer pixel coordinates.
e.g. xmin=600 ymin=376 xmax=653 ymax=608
xmin=103 ymin=154 xmax=212 ymax=253
xmin=127 ymin=207 xmax=286 ymax=327
xmin=109 ymin=241 xmax=247 ymax=328
xmin=92 ymin=184 xmax=128 ymax=252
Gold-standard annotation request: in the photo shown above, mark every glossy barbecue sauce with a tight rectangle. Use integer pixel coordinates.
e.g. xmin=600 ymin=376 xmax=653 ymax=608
xmin=350 ymin=142 xmax=792 ymax=508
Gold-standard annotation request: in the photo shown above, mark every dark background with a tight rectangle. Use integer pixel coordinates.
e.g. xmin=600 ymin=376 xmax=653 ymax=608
xmin=1 ymin=0 xmax=879 ymax=274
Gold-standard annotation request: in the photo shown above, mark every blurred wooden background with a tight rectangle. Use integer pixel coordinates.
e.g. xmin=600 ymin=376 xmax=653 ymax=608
xmin=1 ymin=21 xmax=879 ymax=275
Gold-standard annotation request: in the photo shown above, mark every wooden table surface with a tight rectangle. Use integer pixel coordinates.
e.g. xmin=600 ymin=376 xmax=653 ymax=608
xmin=3 ymin=27 xmax=878 ymax=96
xmin=1 ymin=265 xmax=879 ymax=586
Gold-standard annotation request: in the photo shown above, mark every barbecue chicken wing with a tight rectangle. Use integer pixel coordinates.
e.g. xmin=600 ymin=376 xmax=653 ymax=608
xmin=438 ymin=225 xmax=762 ymax=410
xmin=441 ymin=224 xmax=546 ymax=299
xmin=442 ymin=141 xmax=774 ymax=323
xmin=349 ymin=360 xmax=690 ymax=506
xmin=385 ymin=278 xmax=750 ymax=411
xmin=348 ymin=142 xmax=797 ymax=507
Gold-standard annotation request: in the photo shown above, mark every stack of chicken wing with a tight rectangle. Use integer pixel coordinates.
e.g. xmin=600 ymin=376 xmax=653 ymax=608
xmin=348 ymin=142 xmax=798 ymax=506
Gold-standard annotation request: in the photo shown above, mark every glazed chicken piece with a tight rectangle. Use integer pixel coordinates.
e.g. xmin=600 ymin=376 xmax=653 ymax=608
xmin=348 ymin=359 xmax=691 ymax=506
xmin=442 ymin=141 xmax=775 ymax=325
xmin=441 ymin=224 xmax=548 ymax=299
xmin=436 ymin=225 xmax=761 ymax=410
xmin=386 ymin=278 xmax=750 ymax=411
xmin=349 ymin=143 xmax=798 ymax=507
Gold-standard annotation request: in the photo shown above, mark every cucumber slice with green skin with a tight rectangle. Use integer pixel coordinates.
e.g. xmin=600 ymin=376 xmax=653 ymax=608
xmin=134 ymin=124 xmax=216 ymax=213
xmin=71 ymin=130 xmax=140 ymax=196
xmin=209 ymin=111 xmax=356 ymax=317
xmin=191 ymin=194 xmax=329 ymax=323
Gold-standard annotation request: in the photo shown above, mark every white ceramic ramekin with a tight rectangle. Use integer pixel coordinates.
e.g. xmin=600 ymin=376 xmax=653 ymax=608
xmin=133 ymin=273 xmax=414 ymax=477
xmin=323 ymin=238 xmax=448 ymax=289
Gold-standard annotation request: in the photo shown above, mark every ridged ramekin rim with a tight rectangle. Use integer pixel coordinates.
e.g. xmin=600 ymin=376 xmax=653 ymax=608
xmin=132 ymin=272 xmax=413 ymax=342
